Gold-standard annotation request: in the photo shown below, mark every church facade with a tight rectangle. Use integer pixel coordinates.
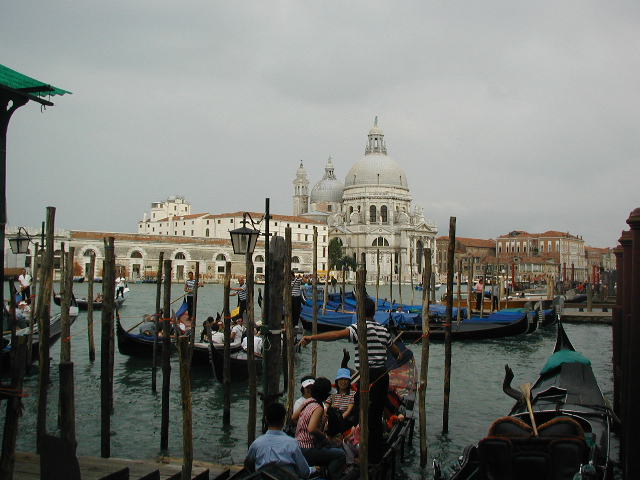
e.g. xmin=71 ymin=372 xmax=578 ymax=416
xmin=293 ymin=119 xmax=438 ymax=282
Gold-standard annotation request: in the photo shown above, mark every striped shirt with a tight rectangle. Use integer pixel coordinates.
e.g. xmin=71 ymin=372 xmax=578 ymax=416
xmin=347 ymin=321 xmax=391 ymax=369
xmin=295 ymin=398 xmax=326 ymax=449
xmin=291 ymin=277 xmax=302 ymax=297
xmin=185 ymin=279 xmax=196 ymax=296
xmin=327 ymin=392 xmax=354 ymax=413
xmin=238 ymin=283 xmax=247 ymax=301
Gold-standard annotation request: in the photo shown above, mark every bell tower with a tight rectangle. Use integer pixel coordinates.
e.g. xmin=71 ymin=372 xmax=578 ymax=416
xmin=293 ymin=160 xmax=309 ymax=216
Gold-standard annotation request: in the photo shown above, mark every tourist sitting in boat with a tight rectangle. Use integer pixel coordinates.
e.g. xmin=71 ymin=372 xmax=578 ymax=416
xmin=292 ymin=376 xmax=315 ymax=418
xmin=245 ymin=402 xmax=314 ymax=479
xmin=139 ymin=314 xmax=158 ymax=336
xmin=294 ymin=377 xmax=346 ymax=480
xmin=230 ymin=316 xmax=246 ymax=345
xmin=241 ymin=328 xmax=263 ymax=356
xmin=326 ymin=368 xmax=355 ymax=428
xmin=95 ymin=293 xmax=104 ymax=303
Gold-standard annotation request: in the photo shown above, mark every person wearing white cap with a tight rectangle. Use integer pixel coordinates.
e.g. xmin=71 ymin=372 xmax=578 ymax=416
xmin=292 ymin=375 xmax=315 ymax=418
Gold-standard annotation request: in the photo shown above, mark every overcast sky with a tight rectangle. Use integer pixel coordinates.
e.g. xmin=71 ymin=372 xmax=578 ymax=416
xmin=4 ymin=1 xmax=639 ymax=247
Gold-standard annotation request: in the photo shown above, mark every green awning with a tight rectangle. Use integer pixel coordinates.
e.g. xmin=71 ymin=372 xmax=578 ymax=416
xmin=0 ymin=64 xmax=71 ymax=97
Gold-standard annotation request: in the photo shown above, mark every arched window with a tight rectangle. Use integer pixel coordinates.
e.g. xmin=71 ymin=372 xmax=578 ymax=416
xmin=349 ymin=206 xmax=354 ymax=215
xmin=175 ymin=252 xmax=186 ymax=260
xmin=130 ymin=251 xmax=143 ymax=259
xmin=380 ymin=205 xmax=388 ymax=223
xmin=205 ymin=228 xmax=210 ymax=237
xmin=83 ymin=249 xmax=96 ymax=257
xmin=369 ymin=205 xmax=377 ymax=223
xmin=361 ymin=252 xmax=366 ymax=265
xmin=372 ymin=237 xmax=389 ymax=247
xmin=292 ymin=256 xmax=301 ymax=263
xmin=254 ymin=255 xmax=265 ymax=262
xmin=216 ymin=253 xmax=226 ymax=261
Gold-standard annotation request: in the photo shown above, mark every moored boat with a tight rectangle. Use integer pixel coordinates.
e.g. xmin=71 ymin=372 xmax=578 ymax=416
xmin=434 ymin=322 xmax=613 ymax=479
xmin=54 ymin=293 xmax=126 ymax=311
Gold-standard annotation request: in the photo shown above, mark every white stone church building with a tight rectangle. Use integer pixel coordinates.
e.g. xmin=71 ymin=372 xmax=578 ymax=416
xmin=293 ymin=119 xmax=438 ymax=282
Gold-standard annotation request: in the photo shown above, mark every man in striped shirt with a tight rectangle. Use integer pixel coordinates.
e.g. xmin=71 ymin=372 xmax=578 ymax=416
xmin=231 ymin=276 xmax=247 ymax=320
xmin=291 ymin=273 xmax=303 ymax=325
xmin=299 ymin=297 xmax=403 ymax=459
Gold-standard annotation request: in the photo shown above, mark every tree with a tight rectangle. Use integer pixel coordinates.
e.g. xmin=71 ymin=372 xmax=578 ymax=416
xmin=335 ymin=255 xmax=357 ymax=272
xmin=328 ymin=237 xmax=343 ymax=270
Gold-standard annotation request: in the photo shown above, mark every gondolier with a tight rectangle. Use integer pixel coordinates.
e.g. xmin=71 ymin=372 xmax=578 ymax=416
xmin=291 ymin=273 xmax=303 ymax=325
xmin=17 ymin=268 xmax=31 ymax=302
xmin=300 ymin=297 xmax=403 ymax=459
xmin=230 ymin=276 xmax=247 ymax=320
xmin=184 ymin=271 xmax=197 ymax=318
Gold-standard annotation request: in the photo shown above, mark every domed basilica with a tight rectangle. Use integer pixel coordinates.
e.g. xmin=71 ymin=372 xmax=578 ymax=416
xmin=292 ymin=118 xmax=438 ymax=282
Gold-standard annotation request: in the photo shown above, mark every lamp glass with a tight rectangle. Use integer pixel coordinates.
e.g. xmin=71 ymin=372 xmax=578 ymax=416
xmin=8 ymin=236 xmax=30 ymax=254
xmin=229 ymin=226 xmax=260 ymax=255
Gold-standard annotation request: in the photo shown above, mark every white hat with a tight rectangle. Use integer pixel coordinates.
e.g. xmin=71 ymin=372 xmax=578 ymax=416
xmin=301 ymin=379 xmax=315 ymax=388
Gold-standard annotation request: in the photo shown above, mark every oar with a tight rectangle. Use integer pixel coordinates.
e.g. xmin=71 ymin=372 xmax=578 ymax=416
xmin=520 ymin=382 xmax=538 ymax=436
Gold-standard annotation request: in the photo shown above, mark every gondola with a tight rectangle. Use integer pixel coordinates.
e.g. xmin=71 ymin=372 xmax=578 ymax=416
xmin=115 ymin=316 xmax=241 ymax=367
xmin=210 ymin=344 xmax=263 ymax=382
xmin=1 ymin=306 xmax=79 ymax=372
xmin=434 ymin=322 xmax=613 ymax=480
xmin=214 ymin=339 xmax=417 ymax=480
xmin=54 ymin=293 xmax=126 ymax=311
xmin=299 ymin=304 xmax=356 ymax=331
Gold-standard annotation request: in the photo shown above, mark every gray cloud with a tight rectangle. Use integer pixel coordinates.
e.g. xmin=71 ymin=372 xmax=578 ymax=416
xmin=3 ymin=0 xmax=639 ymax=247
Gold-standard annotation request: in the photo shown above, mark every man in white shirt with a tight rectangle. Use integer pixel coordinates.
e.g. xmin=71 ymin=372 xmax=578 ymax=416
xmin=241 ymin=330 xmax=263 ymax=355
xmin=18 ymin=269 xmax=32 ymax=302
xmin=230 ymin=317 xmax=246 ymax=345
xmin=115 ymin=276 xmax=126 ymax=299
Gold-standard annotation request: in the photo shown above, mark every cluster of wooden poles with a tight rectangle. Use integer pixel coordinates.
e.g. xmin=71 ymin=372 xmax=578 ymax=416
xmin=0 ymin=211 xmax=463 ymax=479
xmin=611 ymin=208 xmax=640 ymax=479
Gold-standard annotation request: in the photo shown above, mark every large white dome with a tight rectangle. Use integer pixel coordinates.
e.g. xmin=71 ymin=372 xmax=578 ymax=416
xmin=344 ymin=153 xmax=408 ymax=189
xmin=310 ymin=157 xmax=344 ymax=203
xmin=344 ymin=118 xmax=408 ymax=189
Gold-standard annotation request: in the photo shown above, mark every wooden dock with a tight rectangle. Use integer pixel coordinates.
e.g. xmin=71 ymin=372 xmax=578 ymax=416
xmin=12 ymin=451 xmax=239 ymax=479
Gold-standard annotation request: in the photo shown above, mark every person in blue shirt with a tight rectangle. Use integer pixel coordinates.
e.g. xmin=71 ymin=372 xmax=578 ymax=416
xmin=244 ymin=402 xmax=314 ymax=479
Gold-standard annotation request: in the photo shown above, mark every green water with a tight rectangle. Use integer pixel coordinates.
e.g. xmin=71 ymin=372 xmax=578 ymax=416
xmin=1 ymin=282 xmax=616 ymax=478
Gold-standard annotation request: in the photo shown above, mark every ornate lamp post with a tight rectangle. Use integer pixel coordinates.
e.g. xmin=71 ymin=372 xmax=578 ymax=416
xmin=8 ymin=226 xmax=32 ymax=254
xmin=229 ymin=214 xmax=261 ymax=256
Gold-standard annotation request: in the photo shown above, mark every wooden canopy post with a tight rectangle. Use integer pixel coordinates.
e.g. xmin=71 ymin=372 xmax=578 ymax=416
xmin=356 ymin=267 xmax=369 ymax=480
xmin=36 ymin=206 xmax=55 ymax=455
xmin=160 ymin=259 xmax=172 ymax=451
xmin=0 ymin=336 xmax=28 ymax=477
xmin=246 ymin=249 xmax=257 ymax=445
xmin=311 ymin=226 xmax=318 ymax=377
xmin=101 ymin=236 xmax=116 ymax=458
xmin=284 ymin=228 xmax=295 ymax=427
xmin=223 ymin=261 xmax=232 ymax=427
xmin=152 ymin=251 xmax=164 ymax=393
xmin=443 ymin=217 xmax=456 ymax=434
xmin=265 ymin=236 xmax=285 ymax=424
xmin=419 ymin=248 xmax=432 ymax=467
xmin=87 ymin=253 xmax=96 ymax=362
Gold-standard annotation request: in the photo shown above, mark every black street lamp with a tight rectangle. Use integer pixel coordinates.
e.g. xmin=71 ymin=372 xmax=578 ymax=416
xmin=8 ymin=226 xmax=32 ymax=254
xmin=229 ymin=213 xmax=261 ymax=255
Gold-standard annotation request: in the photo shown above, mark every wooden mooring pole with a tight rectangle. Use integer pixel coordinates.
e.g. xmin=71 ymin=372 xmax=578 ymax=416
xmin=190 ymin=262 xmax=200 ymax=351
xmin=87 ymin=252 xmax=96 ymax=362
xmin=456 ymin=260 xmax=462 ymax=324
xmin=443 ymin=217 xmax=456 ymax=434
xmin=376 ymin=249 xmax=380 ymax=308
xmin=246 ymin=249 xmax=257 ymax=445
xmin=37 ymin=206 xmax=55 ymax=455
xmin=284 ymin=228 xmax=295 ymax=427
xmin=177 ymin=335 xmax=193 ymax=479
xmin=59 ymin=361 xmax=76 ymax=451
xmin=26 ymin=243 xmax=39 ymax=369
xmin=398 ymin=249 xmax=403 ymax=306
xmin=410 ymin=247 xmax=415 ymax=307
xmin=265 ymin=236 xmax=284 ymax=419
xmin=151 ymin=251 xmax=164 ymax=393
xmin=419 ymin=248 xmax=432 ymax=467
xmin=356 ymin=267 xmax=369 ymax=480
xmin=101 ymin=236 xmax=116 ymax=458
xmin=160 ymin=259 xmax=172 ymax=451
xmin=311 ymin=226 xmax=318 ymax=377
xmin=59 ymin=248 xmax=74 ymax=430
xmin=223 ymin=261 xmax=232 ymax=427
xmin=390 ymin=250 xmax=394 ymax=304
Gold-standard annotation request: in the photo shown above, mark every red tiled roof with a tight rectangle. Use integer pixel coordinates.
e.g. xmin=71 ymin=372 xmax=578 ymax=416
xmin=203 ymin=211 xmax=325 ymax=225
xmin=497 ymin=230 xmax=580 ymax=240
xmin=437 ymin=236 xmax=495 ymax=248
xmin=151 ymin=213 xmax=208 ymax=223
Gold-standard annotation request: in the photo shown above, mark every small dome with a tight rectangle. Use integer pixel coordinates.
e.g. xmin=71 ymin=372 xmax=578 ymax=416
xmin=310 ymin=156 xmax=344 ymax=203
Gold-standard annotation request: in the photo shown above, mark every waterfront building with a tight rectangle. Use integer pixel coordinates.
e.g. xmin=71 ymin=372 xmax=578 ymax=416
xmin=496 ymin=230 xmax=587 ymax=283
xmin=293 ymin=118 xmax=438 ymax=283
xmin=436 ymin=236 xmax=497 ymax=282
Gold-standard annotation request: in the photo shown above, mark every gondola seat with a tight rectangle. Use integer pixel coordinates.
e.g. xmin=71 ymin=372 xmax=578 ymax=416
xmin=478 ymin=416 xmax=587 ymax=480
